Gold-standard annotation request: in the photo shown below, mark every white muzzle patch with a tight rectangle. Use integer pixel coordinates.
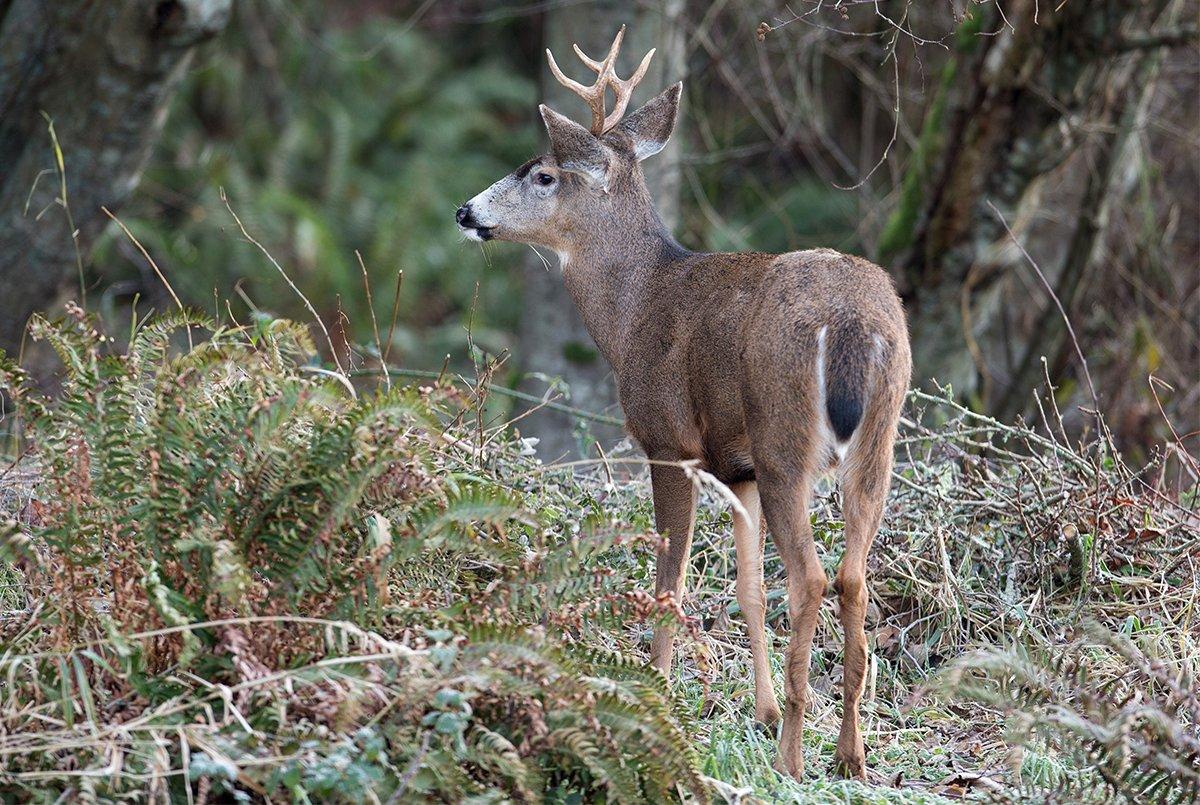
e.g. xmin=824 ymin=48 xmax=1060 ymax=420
xmin=458 ymin=177 xmax=509 ymax=241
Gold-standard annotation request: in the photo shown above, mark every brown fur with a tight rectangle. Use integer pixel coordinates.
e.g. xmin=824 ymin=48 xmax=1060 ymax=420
xmin=458 ymin=83 xmax=911 ymax=781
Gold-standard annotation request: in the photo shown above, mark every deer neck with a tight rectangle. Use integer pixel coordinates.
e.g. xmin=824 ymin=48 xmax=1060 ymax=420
xmin=558 ymin=203 xmax=687 ymax=371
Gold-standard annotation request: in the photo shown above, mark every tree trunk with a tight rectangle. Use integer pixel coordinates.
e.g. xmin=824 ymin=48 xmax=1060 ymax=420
xmin=515 ymin=0 xmax=685 ymax=461
xmin=0 ymin=0 xmax=231 ymax=358
xmin=880 ymin=0 xmax=1178 ymax=411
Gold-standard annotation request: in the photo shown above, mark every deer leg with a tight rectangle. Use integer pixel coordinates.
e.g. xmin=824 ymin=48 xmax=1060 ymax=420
xmin=648 ymin=463 xmax=697 ymax=676
xmin=833 ymin=450 xmax=891 ymax=780
xmin=731 ymin=481 xmax=780 ymax=725
xmin=758 ymin=469 xmax=824 ymax=780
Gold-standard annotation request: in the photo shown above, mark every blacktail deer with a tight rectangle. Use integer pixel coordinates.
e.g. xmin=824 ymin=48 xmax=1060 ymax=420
xmin=455 ymin=27 xmax=911 ymax=780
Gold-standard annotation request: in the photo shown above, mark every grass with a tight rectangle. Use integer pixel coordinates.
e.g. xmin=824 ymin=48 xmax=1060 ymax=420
xmin=0 ymin=310 xmax=1196 ymax=802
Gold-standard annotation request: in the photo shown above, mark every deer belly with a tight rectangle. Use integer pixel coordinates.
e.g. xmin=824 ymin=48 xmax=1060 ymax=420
xmin=700 ymin=426 xmax=755 ymax=485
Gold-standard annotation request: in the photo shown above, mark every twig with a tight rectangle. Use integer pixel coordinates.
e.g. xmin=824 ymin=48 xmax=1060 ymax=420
xmin=102 ymin=208 xmax=194 ymax=352
xmin=103 ymin=209 xmax=185 ymax=315
xmin=987 ymin=200 xmax=1099 ymax=412
xmin=1148 ymin=375 xmax=1200 ymax=478
xmin=383 ymin=268 xmax=404 ymax=368
xmin=41 ymin=114 xmax=86 ymax=307
xmin=220 ymin=188 xmax=345 ymax=375
xmin=356 ymin=250 xmax=389 ymax=391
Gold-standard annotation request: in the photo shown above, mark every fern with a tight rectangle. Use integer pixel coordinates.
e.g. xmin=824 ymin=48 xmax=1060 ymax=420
xmin=941 ymin=621 xmax=1200 ymax=803
xmin=0 ymin=311 xmax=706 ymax=802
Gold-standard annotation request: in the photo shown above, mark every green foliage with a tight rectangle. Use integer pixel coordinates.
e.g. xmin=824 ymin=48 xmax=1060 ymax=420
xmin=941 ymin=622 xmax=1199 ymax=803
xmin=93 ymin=2 xmax=537 ymax=364
xmin=0 ymin=312 xmax=705 ymax=802
xmin=2 ymin=307 xmax=418 ymax=640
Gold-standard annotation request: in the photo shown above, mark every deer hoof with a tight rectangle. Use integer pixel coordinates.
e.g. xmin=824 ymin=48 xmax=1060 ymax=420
xmin=754 ymin=702 xmax=782 ymax=728
xmin=833 ymin=752 xmax=867 ymax=780
xmin=772 ymin=751 xmax=804 ymax=781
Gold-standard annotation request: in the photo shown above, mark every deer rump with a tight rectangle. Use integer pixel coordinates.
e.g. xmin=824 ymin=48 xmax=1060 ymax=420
xmin=663 ymin=249 xmax=902 ymax=487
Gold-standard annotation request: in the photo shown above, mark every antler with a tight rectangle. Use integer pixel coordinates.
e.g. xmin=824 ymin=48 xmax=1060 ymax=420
xmin=545 ymin=25 xmax=656 ymax=136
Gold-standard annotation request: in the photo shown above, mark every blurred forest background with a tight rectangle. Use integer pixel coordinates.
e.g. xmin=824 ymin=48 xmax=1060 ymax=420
xmin=2 ymin=0 xmax=1197 ymax=465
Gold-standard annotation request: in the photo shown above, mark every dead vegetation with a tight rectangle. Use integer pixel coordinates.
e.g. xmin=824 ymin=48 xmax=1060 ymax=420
xmin=0 ymin=309 xmax=1197 ymax=802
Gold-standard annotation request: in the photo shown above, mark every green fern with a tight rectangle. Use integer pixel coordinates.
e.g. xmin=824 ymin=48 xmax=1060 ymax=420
xmin=0 ymin=311 xmax=706 ymax=802
xmin=941 ymin=621 xmax=1199 ymax=803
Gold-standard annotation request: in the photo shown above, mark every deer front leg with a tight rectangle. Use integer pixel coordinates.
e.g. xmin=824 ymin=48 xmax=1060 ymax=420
xmin=648 ymin=463 xmax=697 ymax=677
xmin=758 ymin=469 xmax=824 ymax=781
xmin=731 ymin=481 xmax=781 ymax=725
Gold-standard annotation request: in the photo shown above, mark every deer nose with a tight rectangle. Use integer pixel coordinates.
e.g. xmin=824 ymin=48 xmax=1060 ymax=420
xmin=455 ymin=205 xmax=472 ymax=226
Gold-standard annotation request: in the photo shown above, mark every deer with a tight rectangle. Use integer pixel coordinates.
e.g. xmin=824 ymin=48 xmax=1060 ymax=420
xmin=455 ymin=26 xmax=911 ymax=781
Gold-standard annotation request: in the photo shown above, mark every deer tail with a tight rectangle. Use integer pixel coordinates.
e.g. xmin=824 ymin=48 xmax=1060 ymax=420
xmin=819 ymin=320 xmax=873 ymax=443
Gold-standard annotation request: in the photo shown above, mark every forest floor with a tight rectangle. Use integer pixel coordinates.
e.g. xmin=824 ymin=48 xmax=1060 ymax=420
xmin=0 ymin=462 xmax=1023 ymax=804
xmin=550 ymin=390 xmax=1200 ymax=803
xmin=589 ymin=472 xmax=1043 ymax=804
xmin=1 ymin=319 xmax=1195 ymax=802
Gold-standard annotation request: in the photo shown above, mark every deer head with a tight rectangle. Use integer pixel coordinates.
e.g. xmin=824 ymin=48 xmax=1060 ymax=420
xmin=456 ymin=26 xmax=681 ymax=254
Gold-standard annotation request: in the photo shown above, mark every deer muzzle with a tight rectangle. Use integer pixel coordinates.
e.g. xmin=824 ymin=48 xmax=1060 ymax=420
xmin=455 ymin=203 xmax=495 ymax=241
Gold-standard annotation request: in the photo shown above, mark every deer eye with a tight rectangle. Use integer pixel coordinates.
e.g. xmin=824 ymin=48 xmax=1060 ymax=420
xmin=535 ymin=172 xmax=555 ymax=186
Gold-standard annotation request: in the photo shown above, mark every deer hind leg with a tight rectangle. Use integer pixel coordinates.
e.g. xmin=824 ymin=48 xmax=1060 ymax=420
xmin=833 ymin=439 xmax=893 ymax=780
xmin=731 ymin=481 xmax=780 ymax=725
xmin=757 ymin=467 xmax=824 ymax=780
xmin=648 ymin=463 xmax=698 ymax=676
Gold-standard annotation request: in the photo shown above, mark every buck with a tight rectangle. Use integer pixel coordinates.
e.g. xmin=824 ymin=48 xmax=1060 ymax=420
xmin=455 ymin=27 xmax=910 ymax=781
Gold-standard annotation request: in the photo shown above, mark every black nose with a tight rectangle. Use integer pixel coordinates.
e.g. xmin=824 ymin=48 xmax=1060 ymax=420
xmin=455 ymin=205 xmax=471 ymax=226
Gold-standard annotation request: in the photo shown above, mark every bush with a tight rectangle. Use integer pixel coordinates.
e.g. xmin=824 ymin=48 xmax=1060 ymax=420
xmin=0 ymin=309 xmax=705 ymax=802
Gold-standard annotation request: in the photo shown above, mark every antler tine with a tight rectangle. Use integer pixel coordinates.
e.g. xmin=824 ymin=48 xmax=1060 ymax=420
xmin=545 ymin=49 xmax=592 ymax=97
xmin=546 ymin=45 xmax=609 ymax=135
xmin=545 ymin=25 xmax=656 ymax=136
xmin=571 ymin=24 xmax=625 ymax=72
xmin=601 ymin=46 xmax=655 ymax=133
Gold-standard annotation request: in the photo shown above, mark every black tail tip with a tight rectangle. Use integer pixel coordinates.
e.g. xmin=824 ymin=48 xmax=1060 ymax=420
xmin=826 ymin=395 xmax=863 ymax=442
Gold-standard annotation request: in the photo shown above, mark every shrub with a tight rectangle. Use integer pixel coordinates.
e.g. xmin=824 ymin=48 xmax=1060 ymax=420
xmin=0 ymin=309 xmax=705 ymax=802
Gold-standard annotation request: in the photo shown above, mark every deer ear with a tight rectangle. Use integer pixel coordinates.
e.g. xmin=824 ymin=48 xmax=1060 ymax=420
xmin=613 ymin=82 xmax=681 ymax=161
xmin=540 ymin=105 xmax=612 ymax=186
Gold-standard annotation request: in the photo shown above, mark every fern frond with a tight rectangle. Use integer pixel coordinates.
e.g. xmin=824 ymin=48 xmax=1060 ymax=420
xmin=2 ymin=312 xmax=706 ymax=801
xmin=942 ymin=622 xmax=1199 ymax=803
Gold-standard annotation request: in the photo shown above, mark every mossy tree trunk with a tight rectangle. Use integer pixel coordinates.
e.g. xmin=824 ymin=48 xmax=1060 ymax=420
xmin=882 ymin=0 xmax=1183 ymax=411
xmin=0 ymin=0 xmax=230 ymax=358
xmin=516 ymin=0 xmax=685 ymax=460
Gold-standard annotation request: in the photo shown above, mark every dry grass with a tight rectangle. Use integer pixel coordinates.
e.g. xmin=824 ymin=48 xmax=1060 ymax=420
xmin=1 ymin=314 xmax=1196 ymax=801
xmin=602 ymin=385 xmax=1198 ymax=801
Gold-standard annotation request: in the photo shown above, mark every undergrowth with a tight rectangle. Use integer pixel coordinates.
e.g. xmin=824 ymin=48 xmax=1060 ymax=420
xmin=0 ymin=309 xmax=701 ymax=803
xmin=943 ymin=622 xmax=1199 ymax=802
xmin=1 ymin=308 xmax=1197 ymax=803
xmin=671 ymin=385 xmax=1199 ymax=803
